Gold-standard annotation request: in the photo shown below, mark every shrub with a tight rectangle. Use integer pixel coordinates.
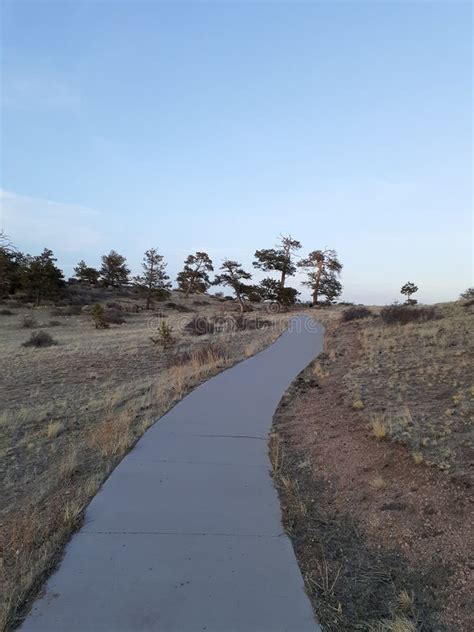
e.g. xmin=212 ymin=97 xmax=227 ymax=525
xmin=104 ymin=309 xmax=126 ymax=325
xmin=170 ymin=342 xmax=225 ymax=366
xmin=0 ymin=308 xmax=13 ymax=315
xmin=184 ymin=316 xmax=216 ymax=336
xmin=150 ymin=321 xmax=174 ymax=348
xmin=184 ymin=314 xmax=272 ymax=336
xmin=175 ymin=304 xmax=192 ymax=313
xmin=233 ymin=314 xmax=272 ymax=331
xmin=165 ymin=300 xmax=192 ymax=311
xmin=342 ymin=306 xmax=371 ymax=321
xmin=459 ymin=287 xmax=474 ymax=301
xmin=192 ymin=300 xmax=210 ymax=306
xmin=50 ymin=304 xmax=82 ymax=317
xmin=22 ymin=331 xmax=58 ymax=348
xmin=380 ymin=304 xmax=436 ymax=325
xmin=21 ymin=314 xmax=37 ymax=328
xmin=48 ymin=320 xmax=62 ymax=327
xmin=91 ymin=304 xmax=109 ymax=329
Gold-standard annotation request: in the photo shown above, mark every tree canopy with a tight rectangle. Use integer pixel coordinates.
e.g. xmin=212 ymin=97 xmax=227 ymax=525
xmin=134 ymin=248 xmax=171 ymax=308
xmin=214 ymin=260 xmax=252 ymax=312
xmin=298 ymin=249 xmax=342 ymax=305
xmin=177 ymin=251 xmax=214 ymax=296
xmin=100 ymin=250 xmax=130 ymax=287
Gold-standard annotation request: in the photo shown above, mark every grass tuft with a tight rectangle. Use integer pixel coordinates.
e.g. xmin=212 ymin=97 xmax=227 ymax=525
xmin=369 ymin=616 xmax=417 ymax=632
xmin=47 ymin=421 xmax=64 ymax=439
xmin=396 ymin=589 xmax=415 ymax=613
xmin=371 ymin=416 xmax=387 ymax=440
xmin=370 ymin=476 xmax=386 ymax=490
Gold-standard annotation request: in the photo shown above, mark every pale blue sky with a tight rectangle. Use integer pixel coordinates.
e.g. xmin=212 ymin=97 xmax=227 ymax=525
xmin=1 ymin=1 xmax=472 ymax=303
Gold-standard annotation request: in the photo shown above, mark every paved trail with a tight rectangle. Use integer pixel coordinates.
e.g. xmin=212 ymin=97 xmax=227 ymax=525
xmin=21 ymin=316 xmax=323 ymax=632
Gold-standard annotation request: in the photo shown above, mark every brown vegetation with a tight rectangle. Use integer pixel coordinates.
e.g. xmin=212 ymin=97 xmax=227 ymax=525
xmin=272 ymin=300 xmax=473 ymax=630
xmin=0 ymin=291 xmax=289 ymax=631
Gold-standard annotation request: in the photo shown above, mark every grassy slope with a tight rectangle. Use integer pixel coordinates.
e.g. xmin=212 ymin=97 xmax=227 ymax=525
xmin=271 ymin=300 xmax=473 ymax=631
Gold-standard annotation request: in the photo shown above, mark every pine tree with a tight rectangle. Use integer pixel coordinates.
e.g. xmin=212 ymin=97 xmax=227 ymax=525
xmin=298 ymin=249 xmax=342 ymax=305
xmin=74 ymin=260 xmax=100 ymax=285
xmin=0 ymin=232 xmax=24 ymax=298
xmin=400 ymin=282 xmax=418 ymax=305
xmin=177 ymin=252 xmax=214 ymax=297
xmin=253 ymin=234 xmax=301 ymax=303
xmin=258 ymin=277 xmax=299 ymax=306
xmin=213 ymin=260 xmax=252 ymax=312
xmin=22 ymin=248 xmax=65 ymax=305
xmin=99 ymin=250 xmax=130 ymax=288
xmin=134 ymin=248 xmax=171 ymax=309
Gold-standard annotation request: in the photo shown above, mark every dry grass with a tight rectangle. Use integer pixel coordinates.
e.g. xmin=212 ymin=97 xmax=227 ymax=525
xmin=344 ymin=300 xmax=473 ymax=479
xmin=370 ymin=476 xmax=386 ymax=490
xmin=46 ymin=421 xmax=64 ymax=439
xmin=396 ymin=589 xmax=414 ymax=613
xmin=0 ymin=293 xmax=292 ymax=630
xmin=369 ymin=616 xmax=417 ymax=632
xmin=371 ymin=415 xmax=388 ymax=440
xmin=305 ymin=548 xmax=342 ymax=598
xmin=269 ymin=431 xmax=283 ymax=473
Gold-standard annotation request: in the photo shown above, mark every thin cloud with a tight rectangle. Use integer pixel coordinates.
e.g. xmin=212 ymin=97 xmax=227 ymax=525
xmin=0 ymin=189 xmax=102 ymax=254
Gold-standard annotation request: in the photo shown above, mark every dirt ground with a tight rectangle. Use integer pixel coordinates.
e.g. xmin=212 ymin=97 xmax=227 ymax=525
xmin=272 ymin=302 xmax=473 ymax=631
xmin=0 ymin=289 xmax=290 ymax=631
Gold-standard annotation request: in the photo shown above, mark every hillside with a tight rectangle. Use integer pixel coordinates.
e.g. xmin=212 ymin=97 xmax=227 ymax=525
xmin=0 ymin=288 xmax=289 ymax=631
xmin=272 ymin=300 xmax=473 ymax=631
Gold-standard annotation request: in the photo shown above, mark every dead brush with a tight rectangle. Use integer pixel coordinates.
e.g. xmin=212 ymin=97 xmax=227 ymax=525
xmin=63 ymin=501 xmax=84 ymax=529
xmin=5 ymin=507 xmax=44 ymax=556
xmin=305 ymin=547 xmax=342 ymax=597
xmin=170 ymin=343 xmax=226 ymax=369
xmin=59 ymin=448 xmax=79 ymax=479
xmin=396 ymin=589 xmax=415 ymax=613
xmin=368 ymin=616 xmax=417 ymax=632
xmin=371 ymin=415 xmax=388 ymax=440
xmin=87 ymin=410 xmax=133 ymax=460
xmin=269 ymin=432 xmax=283 ymax=473
xmin=46 ymin=420 xmax=64 ymax=439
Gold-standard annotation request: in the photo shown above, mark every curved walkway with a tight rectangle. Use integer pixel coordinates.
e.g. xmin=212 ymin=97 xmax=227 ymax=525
xmin=21 ymin=316 xmax=323 ymax=632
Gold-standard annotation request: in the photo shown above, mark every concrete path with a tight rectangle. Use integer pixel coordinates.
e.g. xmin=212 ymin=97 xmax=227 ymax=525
xmin=20 ymin=316 xmax=323 ymax=632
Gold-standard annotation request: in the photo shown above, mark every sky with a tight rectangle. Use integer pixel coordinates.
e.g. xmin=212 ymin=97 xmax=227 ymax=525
xmin=0 ymin=0 xmax=472 ymax=304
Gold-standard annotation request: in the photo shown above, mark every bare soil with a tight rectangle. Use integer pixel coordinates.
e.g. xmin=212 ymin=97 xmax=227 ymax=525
xmin=272 ymin=302 xmax=473 ymax=631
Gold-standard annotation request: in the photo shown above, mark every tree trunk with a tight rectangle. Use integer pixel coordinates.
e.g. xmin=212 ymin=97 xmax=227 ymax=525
xmin=185 ymin=276 xmax=193 ymax=298
xmin=312 ymin=264 xmax=323 ymax=306
xmin=146 ymin=285 xmax=152 ymax=310
xmin=236 ymin=292 xmax=245 ymax=312
xmin=279 ymin=269 xmax=286 ymax=291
